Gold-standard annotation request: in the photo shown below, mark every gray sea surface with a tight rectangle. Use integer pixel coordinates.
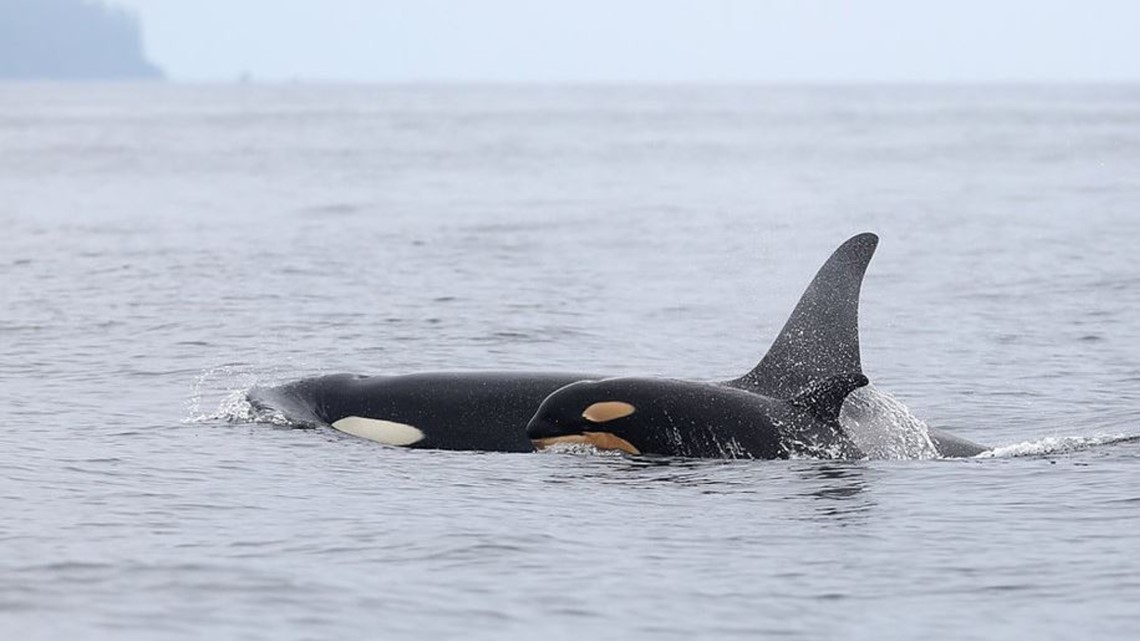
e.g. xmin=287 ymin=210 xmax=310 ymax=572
xmin=1 ymin=84 xmax=1139 ymax=640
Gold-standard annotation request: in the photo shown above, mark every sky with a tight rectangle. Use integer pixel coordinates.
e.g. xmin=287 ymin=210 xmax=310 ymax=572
xmin=114 ymin=0 xmax=1140 ymax=83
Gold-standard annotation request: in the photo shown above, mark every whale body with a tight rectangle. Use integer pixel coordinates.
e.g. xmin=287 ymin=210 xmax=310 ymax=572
xmin=248 ymin=233 xmax=987 ymax=458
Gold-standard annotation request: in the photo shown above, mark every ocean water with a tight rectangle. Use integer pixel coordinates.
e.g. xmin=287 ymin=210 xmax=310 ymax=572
xmin=2 ymin=84 xmax=1139 ymax=640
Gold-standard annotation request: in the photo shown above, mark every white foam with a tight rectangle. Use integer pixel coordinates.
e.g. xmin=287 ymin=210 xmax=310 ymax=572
xmin=184 ymin=363 xmax=301 ymax=426
xmin=839 ymin=384 xmax=940 ymax=460
xmin=331 ymin=416 xmax=426 ymax=446
xmin=977 ymin=433 xmax=1139 ymax=458
xmin=534 ymin=442 xmax=626 ymax=457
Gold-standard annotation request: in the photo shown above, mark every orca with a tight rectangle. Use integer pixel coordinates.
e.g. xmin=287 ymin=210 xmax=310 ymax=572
xmin=526 ymin=232 xmax=987 ymax=459
xmin=526 ymin=373 xmax=870 ymax=459
xmin=247 ymin=232 xmax=987 ymax=457
xmin=249 ymin=371 xmax=593 ymax=452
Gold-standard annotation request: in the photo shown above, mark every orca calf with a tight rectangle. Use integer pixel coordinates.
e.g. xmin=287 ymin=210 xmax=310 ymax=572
xmin=248 ymin=233 xmax=987 ymax=457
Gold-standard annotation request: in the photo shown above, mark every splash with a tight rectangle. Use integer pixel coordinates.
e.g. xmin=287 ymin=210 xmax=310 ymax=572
xmin=535 ymin=442 xmax=627 ymax=458
xmin=839 ymin=384 xmax=941 ymax=460
xmin=784 ymin=438 xmax=860 ymax=461
xmin=183 ymin=364 xmax=294 ymax=426
xmin=978 ymin=433 xmax=1140 ymax=458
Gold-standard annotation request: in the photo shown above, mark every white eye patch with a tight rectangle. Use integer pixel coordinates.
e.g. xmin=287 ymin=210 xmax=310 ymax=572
xmin=582 ymin=401 xmax=636 ymax=423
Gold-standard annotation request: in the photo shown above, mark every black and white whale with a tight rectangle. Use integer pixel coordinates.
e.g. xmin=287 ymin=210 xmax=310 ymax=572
xmin=249 ymin=371 xmax=592 ymax=452
xmin=527 ymin=232 xmax=987 ymax=459
xmin=526 ymin=373 xmax=870 ymax=459
xmin=247 ymin=232 xmax=987 ymax=458
xmin=525 ymin=232 xmax=880 ymax=459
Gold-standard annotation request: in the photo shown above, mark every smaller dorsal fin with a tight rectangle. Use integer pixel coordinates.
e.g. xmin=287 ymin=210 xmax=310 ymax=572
xmin=789 ymin=372 xmax=869 ymax=423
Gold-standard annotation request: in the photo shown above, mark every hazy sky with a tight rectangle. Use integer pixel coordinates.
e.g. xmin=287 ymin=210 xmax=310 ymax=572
xmin=115 ymin=0 xmax=1140 ymax=83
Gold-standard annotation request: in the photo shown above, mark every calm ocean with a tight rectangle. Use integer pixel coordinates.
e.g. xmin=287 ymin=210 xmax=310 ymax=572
xmin=2 ymin=84 xmax=1139 ymax=640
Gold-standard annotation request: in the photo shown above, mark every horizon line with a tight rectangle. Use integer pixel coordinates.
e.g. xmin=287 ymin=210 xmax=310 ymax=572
xmin=5 ymin=78 xmax=1140 ymax=88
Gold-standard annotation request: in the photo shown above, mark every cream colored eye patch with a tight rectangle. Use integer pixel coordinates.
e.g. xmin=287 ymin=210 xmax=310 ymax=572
xmin=582 ymin=401 xmax=636 ymax=423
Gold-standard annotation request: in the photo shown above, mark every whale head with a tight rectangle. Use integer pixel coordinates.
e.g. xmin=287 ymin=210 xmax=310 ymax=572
xmin=526 ymin=378 xmax=661 ymax=456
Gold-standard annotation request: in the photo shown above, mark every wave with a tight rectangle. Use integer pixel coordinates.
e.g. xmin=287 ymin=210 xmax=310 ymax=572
xmin=977 ymin=433 xmax=1140 ymax=458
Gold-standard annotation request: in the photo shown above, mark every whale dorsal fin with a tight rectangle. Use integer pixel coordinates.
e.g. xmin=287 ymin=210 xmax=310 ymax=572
xmin=729 ymin=233 xmax=878 ymax=398
xmin=790 ymin=372 xmax=869 ymax=423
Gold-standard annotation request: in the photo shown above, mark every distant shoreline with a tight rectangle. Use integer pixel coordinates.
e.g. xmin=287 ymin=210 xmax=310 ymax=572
xmin=0 ymin=0 xmax=164 ymax=81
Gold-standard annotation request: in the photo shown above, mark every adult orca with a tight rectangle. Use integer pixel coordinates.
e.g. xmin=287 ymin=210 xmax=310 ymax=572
xmin=249 ymin=371 xmax=592 ymax=452
xmin=247 ymin=232 xmax=986 ymax=457
xmin=526 ymin=373 xmax=870 ymax=459
xmin=526 ymin=232 xmax=987 ymax=459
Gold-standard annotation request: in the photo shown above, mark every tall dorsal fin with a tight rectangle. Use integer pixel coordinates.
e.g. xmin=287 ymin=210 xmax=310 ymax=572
xmin=790 ymin=372 xmax=869 ymax=423
xmin=729 ymin=233 xmax=878 ymax=398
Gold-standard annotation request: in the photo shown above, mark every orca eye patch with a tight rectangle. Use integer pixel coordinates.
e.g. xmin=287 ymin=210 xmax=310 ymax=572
xmin=582 ymin=401 xmax=636 ymax=423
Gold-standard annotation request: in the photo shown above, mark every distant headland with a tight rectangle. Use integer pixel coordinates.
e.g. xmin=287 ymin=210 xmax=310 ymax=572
xmin=0 ymin=0 xmax=163 ymax=80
